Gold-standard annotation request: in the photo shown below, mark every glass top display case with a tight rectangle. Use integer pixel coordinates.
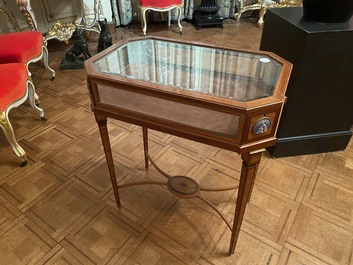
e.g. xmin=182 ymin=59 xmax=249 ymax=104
xmin=84 ymin=36 xmax=292 ymax=255
xmin=86 ymin=36 xmax=292 ymax=153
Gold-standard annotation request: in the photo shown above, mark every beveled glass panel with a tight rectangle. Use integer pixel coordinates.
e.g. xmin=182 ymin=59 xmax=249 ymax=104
xmin=94 ymin=39 xmax=283 ymax=102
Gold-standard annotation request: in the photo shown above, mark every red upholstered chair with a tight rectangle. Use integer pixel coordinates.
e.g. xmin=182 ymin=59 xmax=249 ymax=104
xmin=0 ymin=63 xmax=46 ymax=166
xmin=0 ymin=31 xmax=55 ymax=81
xmin=140 ymin=0 xmax=183 ymax=35
xmin=0 ymin=31 xmax=56 ymax=104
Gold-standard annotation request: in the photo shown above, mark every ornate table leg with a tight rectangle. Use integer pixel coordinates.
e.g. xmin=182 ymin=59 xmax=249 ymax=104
xmin=229 ymin=150 xmax=263 ymax=255
xmin=96 ymin=114 xmax=121 ymax=207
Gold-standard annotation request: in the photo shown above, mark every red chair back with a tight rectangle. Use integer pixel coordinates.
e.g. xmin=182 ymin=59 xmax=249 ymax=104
xmin=140 ymin=0 xmax=182 ymax=8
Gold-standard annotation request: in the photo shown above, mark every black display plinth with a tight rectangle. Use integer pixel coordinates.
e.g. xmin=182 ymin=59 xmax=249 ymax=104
xmin=302 ymin=0 xmax=353 ymax=23
xmin=260 ymin=8 xmax=353 ymax=157
xmin=193 ymin=12 xmax=223 ymax=29
xmin=193 ymin=0 xmax=223 ymax=30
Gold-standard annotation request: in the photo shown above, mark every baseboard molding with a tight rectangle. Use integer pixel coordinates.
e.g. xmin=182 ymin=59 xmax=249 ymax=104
xmin=267 ymin=131 xmax=352 ymax=157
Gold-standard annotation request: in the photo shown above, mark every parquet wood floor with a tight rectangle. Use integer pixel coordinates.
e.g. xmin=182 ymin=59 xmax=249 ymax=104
xmin=1 ymin=18 xmax=353 ymax=265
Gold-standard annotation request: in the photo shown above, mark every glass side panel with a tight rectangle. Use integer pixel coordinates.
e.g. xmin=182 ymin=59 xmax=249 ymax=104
xmin=97 ymin=84 xmax=240 ymax=137
xmin=93 ymin=39 xmax=283 ymax=102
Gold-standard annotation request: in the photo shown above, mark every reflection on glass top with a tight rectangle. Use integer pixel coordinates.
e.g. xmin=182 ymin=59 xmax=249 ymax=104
xmin=93 ymin=39 xmax=283 ymax=102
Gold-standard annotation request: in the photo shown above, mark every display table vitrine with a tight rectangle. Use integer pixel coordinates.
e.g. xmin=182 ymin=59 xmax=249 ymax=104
xmin=85 ymin=36 xmax=292 ymax=255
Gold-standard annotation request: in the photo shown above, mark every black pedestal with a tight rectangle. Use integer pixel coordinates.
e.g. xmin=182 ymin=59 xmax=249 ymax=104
xmin=302 ymin=0 xmax=353 ymax=23
xmin=193 ymin=11 xmax=223 ymax=29
xmin=193 ymin=0 xmax=223 ymax=30
xmin=260 ymin=8 xmax=353 ymax=157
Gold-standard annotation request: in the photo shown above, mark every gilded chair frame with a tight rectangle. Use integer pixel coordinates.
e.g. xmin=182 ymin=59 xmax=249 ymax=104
xmin=25 ymin=38 xmax=56 ymax=81
xmin=235 ymin=0 xmax=302 ymax=26
xmin=0 ymin=77 xmax=45 ymax=166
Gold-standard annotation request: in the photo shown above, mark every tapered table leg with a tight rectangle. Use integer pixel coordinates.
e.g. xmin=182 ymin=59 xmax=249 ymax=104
xmin=142 ymin=127 xmax=149 ymax=169
xmin=229 ymin=150 xmax=263 ymax=255
xmin=96 ymin=114 xmax=121 ymax=207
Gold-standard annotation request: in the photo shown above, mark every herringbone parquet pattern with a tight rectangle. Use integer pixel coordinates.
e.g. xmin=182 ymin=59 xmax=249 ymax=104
xmin=0 ymin=18 xmax=353 ymax=264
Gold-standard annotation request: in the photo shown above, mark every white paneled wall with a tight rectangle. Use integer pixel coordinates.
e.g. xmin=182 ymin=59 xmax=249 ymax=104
xmin=0 ymin=0 xmax=113 ymax=34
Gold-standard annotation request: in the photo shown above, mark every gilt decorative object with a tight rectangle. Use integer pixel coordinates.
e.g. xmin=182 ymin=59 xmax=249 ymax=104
xmin=47 ymin=20 xmax=77 ymax=44
xmin=16 ymin=0 xmax=76 ymax=42
xmin=235 ymin=0 xmax=302 ymax=27
xmin=16 ymin=0 xmax=103 ymax=43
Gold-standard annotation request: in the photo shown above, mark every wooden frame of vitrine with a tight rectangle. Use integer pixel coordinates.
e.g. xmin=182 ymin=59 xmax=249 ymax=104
xmin=85 ymin=36 xmax=292 ymax=255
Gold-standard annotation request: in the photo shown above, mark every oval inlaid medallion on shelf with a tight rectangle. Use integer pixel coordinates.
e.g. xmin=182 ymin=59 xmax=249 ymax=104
xmin=167 ymin=176 xmax=200 ymax=198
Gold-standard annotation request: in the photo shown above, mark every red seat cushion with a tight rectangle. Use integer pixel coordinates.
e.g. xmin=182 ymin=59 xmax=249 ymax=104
xmin=140 ymin=0 xmax=182 ymax=8
xmin=0 ymin=31 xmax=43 ymax=64
xmin=0 ymin=63 xmax=28 ymax=111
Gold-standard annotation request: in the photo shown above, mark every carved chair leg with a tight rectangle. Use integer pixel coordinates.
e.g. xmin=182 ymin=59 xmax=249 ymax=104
xmin=0 ymin=111 xmax=27 ymax=166
xmin=42 ymin=44 xmax=56 ymax=81
xmin=24 ymin=69 xmax=40 ymax=105
xmin=142 ymin=8 xmax=148 ymax=35
xmin=33 ymin=91 xmax=40 ymax=105
xmin=177 ymin=6 xmax=183 ymax=34
xmin=27 ymin=80 xmax=46 ymax=121
xmin=258 ymin=6 xmax=267 ymax=27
